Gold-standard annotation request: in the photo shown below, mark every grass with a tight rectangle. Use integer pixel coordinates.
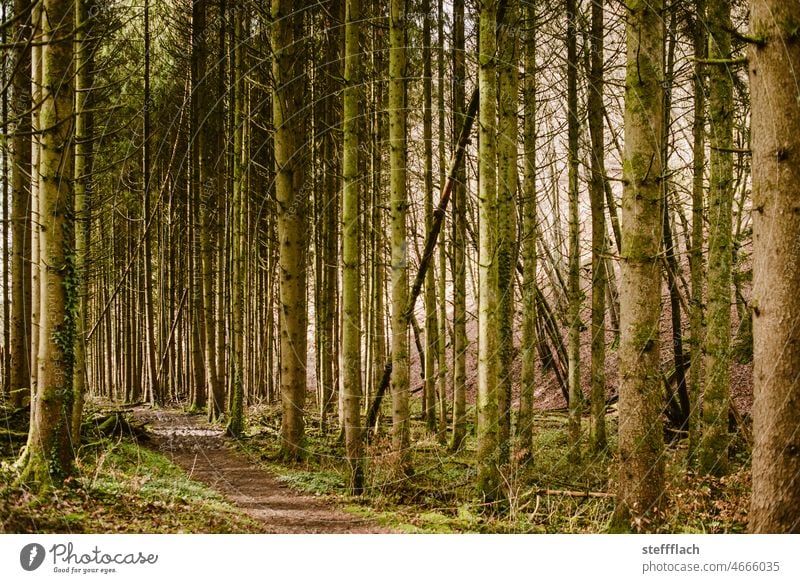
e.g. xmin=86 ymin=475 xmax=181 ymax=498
xmin=241 ymin=402 xmax=751 ymax=534
xmin=0 ymin=403 xmax=261 ymax=534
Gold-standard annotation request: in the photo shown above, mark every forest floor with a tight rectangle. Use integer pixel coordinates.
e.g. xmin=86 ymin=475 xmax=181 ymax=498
xmin=133 ymin=407 xmax=390 ymax=533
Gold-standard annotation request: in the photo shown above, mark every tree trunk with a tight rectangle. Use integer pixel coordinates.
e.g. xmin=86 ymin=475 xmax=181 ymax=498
xmin=518 ymin=0 xmax=537 ymax=461
xmin=613 ymin=0 xmax=665 ymax=530
xmin=10 ymin=0 xmax=33 ymax=409
xmin=272 ymin=0 xmax=309 ymax=458
xmin=389 ymin=0 xmax=410 ymax=473
xmin=342 ymin=0 xmax=364 ymax=494
xmin=449 ymin=0 xmax=467 ymax=452
xmin=748 ymin=0 xmax=800 ymax=533
xmin=566 ymin=0 xmax=583 ymax=463
xmin=21 ymin=0 xmax=75 ymax=488
xmin=477 ymin=0 xmax=501 ymax=500
xmin=497 ymin=0 xmax=518 ymax=465
xmin=699 ymin=0 xmax=733 ymax=476
xmin=588 ymin=0 xmax=607 ymax=454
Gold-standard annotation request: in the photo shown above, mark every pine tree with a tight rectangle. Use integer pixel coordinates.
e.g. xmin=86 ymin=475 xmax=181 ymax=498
xmin=748 ymin=0 xmax=800 ymax=534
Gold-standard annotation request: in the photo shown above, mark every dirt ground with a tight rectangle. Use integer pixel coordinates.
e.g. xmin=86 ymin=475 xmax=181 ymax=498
xmin=133 ymin=408 xmax=390 ymax=534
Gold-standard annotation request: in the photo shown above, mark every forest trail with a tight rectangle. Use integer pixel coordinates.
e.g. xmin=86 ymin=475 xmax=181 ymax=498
xmin=132 ymin=408 xmax=389 ymax=533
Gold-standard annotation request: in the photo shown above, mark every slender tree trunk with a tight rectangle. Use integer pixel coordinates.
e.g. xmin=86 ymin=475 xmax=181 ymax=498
xmin=1 ymin=4 xmax=8 ymax=397
xmin=342 ymin=0 xmax=364 ymax=493
xmin=518 ymin=0 xmax=537 ymax=461
xmin=272 ymin=0 xmax=309 ymax=458
xmin=566 ymin=0 xmax=583 ymax=463
xmin=72 ymin=0 xmax=94 ymax=441
xmin=422 ymin=0 xmax=437 ymax=434
xmin=10 ymin=0 xmax=33 ymax=408
xmin=497 ymin=0 xmax=518 ymax=465
xmin=588 ymin=0 xmax=607 ymax=454
xmin=748 ymin=0 xmax=800 ymax=533
xmin=613 ymin=0 xmax=665 ymax=530
xmin=143 ymin=0 xmax=160 ymax=405
xmin=20 ymin=0 xmax=75 ymax=487
xmin=687 ymin=0 xmax=706 ymax=463
xmin=449 ymin=0 xmax=467 ymax=452
xmin=700 ymin=0 xmax=733 ymax=476
xmin=477 ymin=0 xmax=501 ymax=499
xmin=389 ymin=0 xmax=410 ymax=472
xmin=436 ymin=0 xmax=448 ymax=445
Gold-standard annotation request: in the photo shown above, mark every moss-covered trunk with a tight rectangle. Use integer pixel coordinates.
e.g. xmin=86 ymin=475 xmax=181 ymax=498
xmin=22 ymin=0 xmax=75 ymax=488
xmin=613 ymin=0 xmax=665 ymax=530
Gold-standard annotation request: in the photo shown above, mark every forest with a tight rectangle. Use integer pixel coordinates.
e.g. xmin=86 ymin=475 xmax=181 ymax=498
xmin=0 ymin=0 xmax=798 ymax=535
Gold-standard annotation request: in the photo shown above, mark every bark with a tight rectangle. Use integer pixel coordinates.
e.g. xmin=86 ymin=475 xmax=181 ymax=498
xmin=422 ymin=0 xmax=437 ymax=434
xmin=10 ymin=0 xmax=32 ymax=408
xmin=613 ymin=0 xmax=665 ymax=530
xmin=389 ymin=0 xmax=410 ymax=472
xmin=566 ymin=0 xmax=583 ymax=463
xmin=497 ymin=0 xmax=518 ymax=465
xmin=449 ymin=0 xmax=467 ymax=452
xmin=272 ymin=0 xmax=309 ymax=458
xmin=477 ymin=0 xmax=501 ymax=500
xmin=342 ymin=0 xmax=364 ymax=493
xmin=21 ymin=0 xmax=75 ymax=487
xmin=518 ymin=0 xmax=537 ymax=460
xmin=748 ymin=0 xmax=800 ymax=533
xmin=588 ymin=0 xmax=607 ymax=454
xmin=687 ymin=0 xmax=706 ymax=463
xmin=72 ymin=0 xmax=94 ymax=442
xmin=699 ymin=0 xmax=733 ymax=476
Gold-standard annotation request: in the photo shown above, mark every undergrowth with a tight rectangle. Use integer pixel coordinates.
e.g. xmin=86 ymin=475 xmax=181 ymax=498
xmin=243 ymin=402 xmax=750 ymax=534
xmin=0 ymin=402 xmax=261 ymax=533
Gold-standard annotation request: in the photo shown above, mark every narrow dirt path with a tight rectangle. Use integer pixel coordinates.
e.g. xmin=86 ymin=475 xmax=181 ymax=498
xmin=132 ymin=408 xmax=388 ymax=533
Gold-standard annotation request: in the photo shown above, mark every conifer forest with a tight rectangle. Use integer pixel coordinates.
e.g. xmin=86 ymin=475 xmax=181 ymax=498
xmin=1 ymin=0 xmax=799 ymax=535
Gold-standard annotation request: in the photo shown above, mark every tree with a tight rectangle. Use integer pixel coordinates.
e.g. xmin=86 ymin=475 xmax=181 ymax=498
xmin=342 ymin=0 xmax=364 ymax=493
xmin=272 ymin=0 xmax=309 ymax=458
xmin=449 ymin=0 xmax=467 ymax=452
xmin=476 ymin=0 xmax=501 ymax=500
xmin=20 ymin=0 xmax=75 ymax=487
xmin=565 ymin=0 xmax=582 ymax=462
xmin=10 ymin=0 xmax=32 ymax=409
xmin=389 ymin=0 xmax=410 ymax=473
xmin=518 ymin=0 xmax=537 ymax=460
xmin=587 ymin=0 xmax=607 ymax=454
xmin=613 ymin=0 xmax=665 ymax=530
xmin=497 ymin=0 xmax=518 ymax=464
xmin=699 ymin=0 xmax=733 ymax=476
xmin=748 ymin=0 xmax=800 ymax=534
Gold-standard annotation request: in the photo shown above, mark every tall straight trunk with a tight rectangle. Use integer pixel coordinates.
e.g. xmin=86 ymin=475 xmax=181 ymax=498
xmin=748 ymin=0 xmax=800 ymax=533
xmin=143 ymin=0 xmax=160 ymax=405
xmin=497 ymin=0 xmax=518 ymax=465
xmin=518 ymin=0 xmax=537 ymax=460
xmin=389 ymin=0 xmax=410 ymax=472
xmin=21 ymin=0 xmax=75 ymax=487
xmin=272 ymin=0 xmax=308 ymax=458
xmin=700 ymin=0 xmax=733 ymax=476
xmin=196 ymin=0 xmax=222 ymax=420
xmin=436 ymin=0 xmax=448 ymax=445
xmin=449 ymin=0 xmax=467 ymax=452
xmin=588 ymin=0 xmax=607 ymax=454
xmin=687 ymin=0 xmax=706 ymax=462
xmin=10 ymin=0 xmax=32 ymax=408
xmin=72 ymin=0 xmax=93 ymax=441
xmin=228 ymin=1 xmax=246 ymax=435
xmin=28 ymin=0 xmax=41 ymax=412
xmin=477 ymin=0 xmax=500 ymax=499
xmin=1 ymin=2 xmax=9 ymax=396
xmin=613 ymin=0 xmax=665 ymax=530
xmin=566 ymin=0 xmax=582 ymax=462
xmin=422 ymin=0 xmax=437 ymax=434
xmin=342 ymin=0 xmax=364 ymax=493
